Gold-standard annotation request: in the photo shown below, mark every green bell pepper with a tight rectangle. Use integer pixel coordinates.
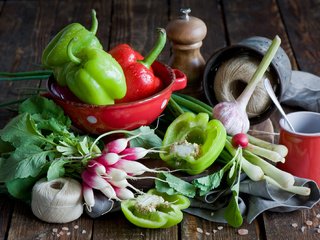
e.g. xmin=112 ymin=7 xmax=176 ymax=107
xmin=62 ymin=38 xmax=126 ymax=105
xmin=41 ymin=9 xmax=102 ymax=68
xmin=121 ymin=189 xmax=190 ymax=228
xmin=160 ymin=112 xmax=227 ymax=175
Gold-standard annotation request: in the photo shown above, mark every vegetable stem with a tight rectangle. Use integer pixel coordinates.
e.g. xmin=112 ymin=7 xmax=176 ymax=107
xmin=90 ymin=9 xmax=98 ymax=35
xmin=243 ymin=150 xmax=295 ymax=188
xmin=263 ymin=175 xmax=310 ymax=196
xmin=236 ymin=35 xmax=281 ymax=110
xmin=248 ymin=134 xmax=288 ymax=157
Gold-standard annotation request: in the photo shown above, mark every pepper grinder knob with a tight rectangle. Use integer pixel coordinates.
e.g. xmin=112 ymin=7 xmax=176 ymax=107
xmin=166 ymin=8 xmax=207 ymax=91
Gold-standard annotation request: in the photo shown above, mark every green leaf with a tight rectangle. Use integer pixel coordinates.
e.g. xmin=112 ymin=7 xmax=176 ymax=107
xmin=0 ymin=145 xmax=50 ymax=181
xmin=47 ymin=158 xmax=68 ymax=181
xmin=224 ymin=193 xmax=243 ymax=228
xmin=5 ymin=176 xmax=39 ymax=201
xmin=155 ymin=172 xmax=196 ymax=198
xmin=0 ymin=113 xmax=44 ymax=148
xmin=129 ymin=126 xmax=162 ymax=149
xmin=19 ymin=96 xmax=70 ymax=127
xmin=192 ymin=170 xmax=224 ymax=196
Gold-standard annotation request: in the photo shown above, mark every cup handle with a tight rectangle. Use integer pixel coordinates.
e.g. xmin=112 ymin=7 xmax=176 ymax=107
xmin=171 ymin=69 xmax=187 ymax=91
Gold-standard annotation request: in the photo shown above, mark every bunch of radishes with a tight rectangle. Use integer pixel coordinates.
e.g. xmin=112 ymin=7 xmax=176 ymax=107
xmin=82 ymin=134 xmax=163 ymax=211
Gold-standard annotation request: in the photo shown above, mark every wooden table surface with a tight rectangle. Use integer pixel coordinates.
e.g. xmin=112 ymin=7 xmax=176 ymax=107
xmin=1 ymin=0 xmax=320 ymax=239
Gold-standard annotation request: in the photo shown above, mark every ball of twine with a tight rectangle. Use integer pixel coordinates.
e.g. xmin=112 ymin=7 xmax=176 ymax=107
xmin=31 ymin=178 xmax=83 ymax=223
xmin=214 ymin=55 xmax=274 ymax=118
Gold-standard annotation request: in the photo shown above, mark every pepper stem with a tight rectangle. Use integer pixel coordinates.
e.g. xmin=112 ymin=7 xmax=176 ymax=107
xmin=236 ymin=35 xmax=281 ymax=111
xmin=138 ymin=28 xmax=166 ymax=69
xmin=90 ymin=9 xmax=98 ymax=35
xmin=67 ymin=38 xmax=81 ymax=64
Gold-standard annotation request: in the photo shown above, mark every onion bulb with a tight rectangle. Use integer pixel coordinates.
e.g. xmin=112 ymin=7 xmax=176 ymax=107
xmin=213 ymin=35 xmax=281 ymax=135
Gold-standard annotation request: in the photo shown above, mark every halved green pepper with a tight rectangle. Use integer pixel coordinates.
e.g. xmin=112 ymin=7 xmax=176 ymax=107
xmin=61 ymin=38 xmax=126 ymax=105
xmin=160 ymin=112 xmax=226 ymax=175
xmin=41 ymin=9 xmax=102 ymax=68
xmin=121 ymin=189 xmax=190 ymax=228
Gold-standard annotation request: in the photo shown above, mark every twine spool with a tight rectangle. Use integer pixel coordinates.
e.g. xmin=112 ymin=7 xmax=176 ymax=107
xmin=31 ymin=178 xmax=83 ymax=223
xmin=213 ymin=55 xmax=275 ymax=118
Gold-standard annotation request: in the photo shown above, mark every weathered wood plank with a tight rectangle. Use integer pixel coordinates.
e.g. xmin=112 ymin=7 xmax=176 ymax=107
xmin=263 ymin=203 xmax=320 ymax=240
xmin=0 ymin=195 xmax=13 ymax=240
xmin=93 ymin=211 xmax=178 ymax=240
xmin=222 ymin=0 xmax=297 ymax=69
xmin=277 ymin=0 xmax=320 ymax=74
xmin=7 ymin=201 xmax=93 ymax=240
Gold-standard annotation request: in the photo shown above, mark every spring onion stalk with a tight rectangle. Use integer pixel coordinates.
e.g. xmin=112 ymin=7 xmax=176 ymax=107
xmin=243 ymin=150 xmax=294 ymax=188
xmin=173 ymin=93 xmax=213 ymax=112
xmin=263 ymin=175 xmax=310 ymax=196
xmin=224 ymin=140 xmax=264 ymax=181
xmin=247 ymin=134 xmax=288 ymax=158
xmin=213 ymin=36 xmax=281 ymax=135
xmin=171 ymin=94 xmax=212 ymax=116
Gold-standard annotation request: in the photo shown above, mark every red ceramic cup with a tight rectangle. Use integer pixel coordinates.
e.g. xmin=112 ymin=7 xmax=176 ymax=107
xmin=278 ymin=111 xmax=320 ymax=186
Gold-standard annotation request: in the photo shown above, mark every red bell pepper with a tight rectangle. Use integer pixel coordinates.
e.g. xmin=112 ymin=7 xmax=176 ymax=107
xmin=109 ymin=28 xmax=166 ymax=103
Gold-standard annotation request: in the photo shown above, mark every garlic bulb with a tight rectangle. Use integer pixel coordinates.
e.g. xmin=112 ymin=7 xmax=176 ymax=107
xmin=213 ymin=101 xmax=249 ymax=135
xmin=212 ymin=36 xmax=281 ymax=135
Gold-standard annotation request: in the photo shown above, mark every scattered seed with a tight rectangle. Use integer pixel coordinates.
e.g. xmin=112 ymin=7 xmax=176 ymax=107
xmin=196 ymin=227 xmax=203 ymax=233
xmin=217 ymin=226 xmax=223 ymax=230
xmin=74 ymin=225 xmax=79 ymax=229
xmin=213 ymin=230 xmax=218 ymax=234
xmin=210 ymin=212 xmax=214 ymax=216
xmin=82 ymin=230 xmax=87 ymax=234
xmin=52 ymin=228 xmax=58 ymax=233
xmin=291 ymin=223 xmax=298 ymax=228
xmin=205 ymin=232 xmax=210 ymax=236
xmin=316 ymin=214 xmax=320 ymax=219
xmin=305 ymin=220 xmax=313 ymax=226
xmin=62 ymin=227 xmax=69 ymax=231
xmin=238 ymin=228 xmax=249 ymax=236
xmin=301 ymin=226 xmax=306 ymax=232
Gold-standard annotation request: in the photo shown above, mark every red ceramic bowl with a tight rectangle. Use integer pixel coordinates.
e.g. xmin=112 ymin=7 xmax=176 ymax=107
xmin=46 ymin=61 xmax=187 ymax=134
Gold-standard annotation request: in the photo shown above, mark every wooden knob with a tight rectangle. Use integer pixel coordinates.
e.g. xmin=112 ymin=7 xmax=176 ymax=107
xmin=166 ymin=8 xmax=207 ymax=91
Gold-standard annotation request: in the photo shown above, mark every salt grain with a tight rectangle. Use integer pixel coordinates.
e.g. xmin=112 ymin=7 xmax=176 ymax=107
xmin=210 ymin=212 xmax=214 ymax=216
xmin=317 ymin=229 xmax=320 ymax=233
xmin=301 ymin=226 xmax=306 ymax=232
xmin=62 ymin=227 xmax=69 ymax=231
xmin=59 ymin=231 xmax=64 ymax=236
xmin=316 ymin=213 xmax=320 ymax=218
xmin=74 ymin=225 xmax=79 ymax=229
xmin=196 ymin=227 xmax=203 ymax=233
xmin=217 ymin=226 xmax=223 ymax=230
xmin=82 ymin=230 xmax=87 ymax=234
xmin=205 ymin=232 xmax=210 ymax=236
xmin=213 ymin=230 xmax=218 ymax=234
xmin=305 ymin=220 xmax=313 ymax=226
xmin=291 ymin=223 xmax=298 ymax=228
xmin=52 ymin=228 xmax=58 ymax=233
xmin=67 ymin=232 xmax=71 ymax=236
xmin=238 ymin=228 xmax=249 ymax=236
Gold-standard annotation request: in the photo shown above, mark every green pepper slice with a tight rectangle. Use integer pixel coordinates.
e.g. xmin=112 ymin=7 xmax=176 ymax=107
xmin=121 ymin=189 xmax=190 ymax=228
xmin=160 ymin=112 xmax=226 ymax=175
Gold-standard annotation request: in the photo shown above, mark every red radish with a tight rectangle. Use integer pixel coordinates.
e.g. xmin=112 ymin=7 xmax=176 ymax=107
xmin=109 ymin=178 xmax=128 ymax=189
xmin=98 ymin=152 xmax=122 ymax=166
xmin=232 ymin=133 xmax=249 ymax=148
xmin=115 ymin=187 xmax=134 ymax=200
xmin=107 ymin=167 xmax=127 ymax=181
xmin=119 ymin=147 xmax=163 ymax=160
xmin=82 ymin=170 xmax=112 ymax=190
xmin=104 ymin=134 xmax=141 ymax=154
xmin=100 ymin=186 xmax=119 ymax=200
xmin=113 ymin=159 xmax=156 ymax=176
xmin=82 ymin=183 xmax=95 ymax=211
xmin=87 ymin=160 xmax=107 ymax=175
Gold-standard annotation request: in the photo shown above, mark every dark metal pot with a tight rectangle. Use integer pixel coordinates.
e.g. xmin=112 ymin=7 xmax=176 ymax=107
xmin=203 ymin=36 xmax=292 ymax=124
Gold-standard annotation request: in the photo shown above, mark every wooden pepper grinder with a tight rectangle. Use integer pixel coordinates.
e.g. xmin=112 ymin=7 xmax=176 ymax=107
xmin=166 ymin=8 xmax=207 ymax=92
